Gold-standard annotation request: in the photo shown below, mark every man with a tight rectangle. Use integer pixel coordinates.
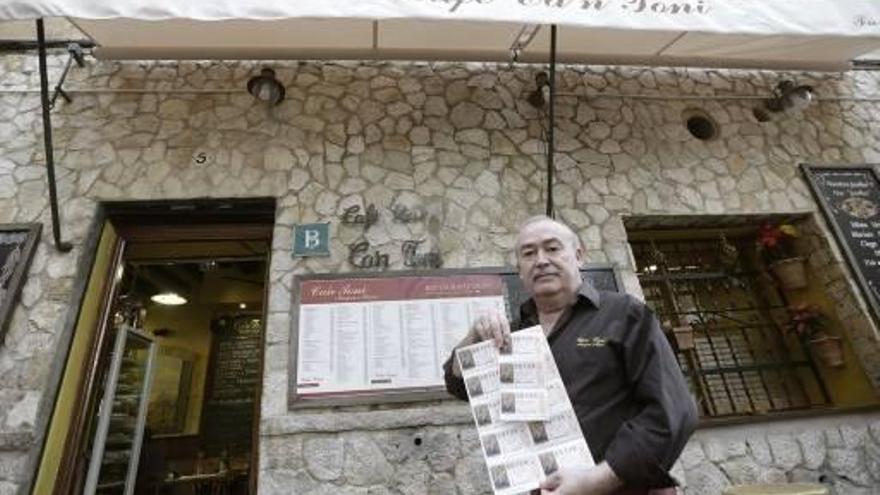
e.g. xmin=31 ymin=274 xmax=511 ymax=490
xmin=443 ymin=216 xmax=697 ymax=495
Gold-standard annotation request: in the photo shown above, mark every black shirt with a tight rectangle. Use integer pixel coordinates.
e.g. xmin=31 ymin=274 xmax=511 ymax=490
xmin=443 ymin=282 xmax=698 ymax=489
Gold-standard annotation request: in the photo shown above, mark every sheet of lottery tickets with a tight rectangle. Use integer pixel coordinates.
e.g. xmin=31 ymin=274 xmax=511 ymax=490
xmin=456 ymin=326 xmax=595 ymax=495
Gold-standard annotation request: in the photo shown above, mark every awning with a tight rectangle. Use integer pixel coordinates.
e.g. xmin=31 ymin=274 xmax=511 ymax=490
xmin=3 ymin=1 xmax=880 ymax=70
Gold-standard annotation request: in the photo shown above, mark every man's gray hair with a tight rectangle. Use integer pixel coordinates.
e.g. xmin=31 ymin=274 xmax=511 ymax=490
xmin=515 ymin=215 xmax=582 ymax=252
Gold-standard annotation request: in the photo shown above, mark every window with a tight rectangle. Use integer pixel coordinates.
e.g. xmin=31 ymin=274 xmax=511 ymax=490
xmin=629 ymin=234 xmax=829 ymax=419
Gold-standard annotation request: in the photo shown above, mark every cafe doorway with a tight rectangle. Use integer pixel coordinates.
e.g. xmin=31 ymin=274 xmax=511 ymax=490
xmin=38 ymin=199 xmax=274 ymax=495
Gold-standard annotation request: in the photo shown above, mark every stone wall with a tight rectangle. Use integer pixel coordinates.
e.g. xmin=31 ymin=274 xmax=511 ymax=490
xmin=1 ymin=52 xmax=880 ymax=494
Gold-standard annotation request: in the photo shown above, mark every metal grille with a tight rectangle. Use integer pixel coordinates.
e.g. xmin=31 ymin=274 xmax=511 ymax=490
xmin=631 ymin=235 xmax=829 ymax=418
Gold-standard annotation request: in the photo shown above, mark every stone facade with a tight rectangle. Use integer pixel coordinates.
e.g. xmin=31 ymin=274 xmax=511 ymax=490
xmin=1 ymin=51 xmax=880 ymax=494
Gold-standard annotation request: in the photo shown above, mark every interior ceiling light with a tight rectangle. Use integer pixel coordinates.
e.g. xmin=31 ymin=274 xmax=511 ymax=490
xmin=151 ymin=292 xmax=187 ymax=306
xmin=247 ymin=67 xmax=285 ymax=106
xmin=765 ymin=80 xmax=814 ymax=113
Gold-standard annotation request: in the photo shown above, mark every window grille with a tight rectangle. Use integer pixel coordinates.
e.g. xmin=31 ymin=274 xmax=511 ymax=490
xmin=630 ymin=235 xmax=829 ymax=418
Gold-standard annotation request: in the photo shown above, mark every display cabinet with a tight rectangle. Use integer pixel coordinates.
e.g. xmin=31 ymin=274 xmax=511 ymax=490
xmin=84 ymin=326 xmax=156 ymax=495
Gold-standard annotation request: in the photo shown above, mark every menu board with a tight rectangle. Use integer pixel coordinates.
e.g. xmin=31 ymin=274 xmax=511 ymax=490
xmin=202 ymin=315 xmax=261 ymax=454
xmin=289 ymin=266 xmax=621 ymax=408
xmin=291 ymin=274 xmax=506 ymax=406
xmin=802 ymin=164 xmax=880 ymax=324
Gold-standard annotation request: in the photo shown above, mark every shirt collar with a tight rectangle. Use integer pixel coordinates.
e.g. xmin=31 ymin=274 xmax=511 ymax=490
xmin=519 ymin=280 xmax=601 ymax=323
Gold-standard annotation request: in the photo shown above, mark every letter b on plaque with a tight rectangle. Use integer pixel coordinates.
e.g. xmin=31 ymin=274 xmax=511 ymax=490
xmin=293 ymin=223 xmax=331 ymax=257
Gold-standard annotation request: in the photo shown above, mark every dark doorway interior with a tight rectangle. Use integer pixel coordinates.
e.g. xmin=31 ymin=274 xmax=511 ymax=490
xmin=85 ymin=242 xmax=268 ymax=495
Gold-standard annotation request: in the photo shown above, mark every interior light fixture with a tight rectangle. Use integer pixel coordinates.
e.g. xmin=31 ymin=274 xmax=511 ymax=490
xmin=151 ymin=292 xmax=188 ymax=306
xmin=239 ymin=303 xmax=247 ymax=310
xmin=247 ymin=67 xmax=285 ymax=106
xmin=764 ymin=80 xmax=815 ymax=113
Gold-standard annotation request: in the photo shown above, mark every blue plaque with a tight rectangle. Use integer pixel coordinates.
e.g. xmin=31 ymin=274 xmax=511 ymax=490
xmin=293 ymin=223 xmax=330 ymax=257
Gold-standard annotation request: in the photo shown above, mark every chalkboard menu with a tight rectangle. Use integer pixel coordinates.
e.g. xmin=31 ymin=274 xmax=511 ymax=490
xmin=802 ymin=164 xmax=880 ymax=323
xmin=202 ymin=315 xmax=261 ymax=454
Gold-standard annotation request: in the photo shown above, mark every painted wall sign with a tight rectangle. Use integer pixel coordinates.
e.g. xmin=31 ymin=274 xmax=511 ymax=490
xmin=339 ymin=202 xmax=434 ymax=231
xmin=390 ymin=203 xmax=428 ymax=224
xmin=802 ymin=164 xmax=880 ymax=330
xmin=340 ymin=204 xmax=379 ymax=230
xmin=402 ymin=240 xmax=443 ymax=269
xmin=293 ymin=223 xmax=331 ymax=257
xmin=348 ymin=240 xmax=390 ymax=270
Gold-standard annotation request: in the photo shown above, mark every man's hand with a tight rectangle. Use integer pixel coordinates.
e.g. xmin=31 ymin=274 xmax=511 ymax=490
xmin=450 ymin=310 xmax=510 ymax=377
xmin=471 ymin=310 xmax=511 ymax=349
xmin=539 ymin=462 xmax=622 ymax=495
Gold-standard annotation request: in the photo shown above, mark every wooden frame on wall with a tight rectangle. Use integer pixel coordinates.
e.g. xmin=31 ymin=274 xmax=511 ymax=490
xmin=288 ymin=264 xmax=623 ymax=408
xmin=0 ymin=223 xmax=41 ymax=344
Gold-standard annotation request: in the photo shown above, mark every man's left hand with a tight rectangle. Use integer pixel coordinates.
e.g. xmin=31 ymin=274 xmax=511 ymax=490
xmin=539 ymin=462 xmax=622 ymax=495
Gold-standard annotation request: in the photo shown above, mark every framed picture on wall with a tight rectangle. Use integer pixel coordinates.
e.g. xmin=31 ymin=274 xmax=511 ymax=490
xmin=0 ymin=224 xmax=41 ymax=344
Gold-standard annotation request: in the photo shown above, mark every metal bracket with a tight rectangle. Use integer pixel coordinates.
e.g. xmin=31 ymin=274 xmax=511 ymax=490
xmin=49 ymin=43 xmax=85 ymax=109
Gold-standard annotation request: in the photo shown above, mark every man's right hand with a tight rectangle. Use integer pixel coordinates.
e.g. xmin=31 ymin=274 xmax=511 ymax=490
xmin=451 ymin=309 xmax=511 ymax=377
xmin=471 ymin=309 xmax=511 ymax=349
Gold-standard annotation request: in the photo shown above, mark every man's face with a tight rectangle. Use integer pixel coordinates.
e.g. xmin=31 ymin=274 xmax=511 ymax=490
xmin=515 ymin=220 xmax=583 ymax=298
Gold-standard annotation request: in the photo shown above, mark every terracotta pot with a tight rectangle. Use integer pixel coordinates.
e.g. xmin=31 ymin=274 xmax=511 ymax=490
xmin=770 ymin=257 xmax=808 ymax=290
xmin=809 ymin=335 xmax=845 ymax=368
xmin=672 ymin=325 xmax=695 ymax=350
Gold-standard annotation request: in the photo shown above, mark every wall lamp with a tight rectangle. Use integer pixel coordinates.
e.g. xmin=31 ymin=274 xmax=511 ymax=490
xmin=527 ymin=71 xmax=550 ymax=109
xmin=765 ymin=80 xmax=815 ymax=113
xmin=247 ymin=67 xmax=285 ymax=106
xmin=753 ymin=80 xmax=815 ymax=123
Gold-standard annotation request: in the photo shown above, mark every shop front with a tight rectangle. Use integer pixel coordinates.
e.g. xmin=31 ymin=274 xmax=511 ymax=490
xmin=1 ymin=4 xmax=880 ymax=495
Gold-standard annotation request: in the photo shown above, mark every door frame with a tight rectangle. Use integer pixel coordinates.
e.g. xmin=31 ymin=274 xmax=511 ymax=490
xmin=28 ymin=197 xmax=275 ymax=495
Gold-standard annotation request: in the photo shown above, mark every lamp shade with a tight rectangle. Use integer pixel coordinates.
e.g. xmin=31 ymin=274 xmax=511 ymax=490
xmin=247 ymin=67 xmax=285 ymax=105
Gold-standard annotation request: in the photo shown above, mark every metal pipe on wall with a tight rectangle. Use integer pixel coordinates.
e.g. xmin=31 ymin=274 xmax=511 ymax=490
xmin=36 ymin=18 xmax=72 ymax=252
xmin=545 ymin=24 xmax=557 ymax=219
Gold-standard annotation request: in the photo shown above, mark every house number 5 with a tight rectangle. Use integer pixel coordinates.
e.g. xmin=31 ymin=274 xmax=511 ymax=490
xmin=193 ymin=151 xmax=211 ymax=165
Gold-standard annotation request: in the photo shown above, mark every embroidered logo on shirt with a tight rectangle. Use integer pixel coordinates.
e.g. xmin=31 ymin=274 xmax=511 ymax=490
xmin=576 ymin=336 xmax=607 ymax=348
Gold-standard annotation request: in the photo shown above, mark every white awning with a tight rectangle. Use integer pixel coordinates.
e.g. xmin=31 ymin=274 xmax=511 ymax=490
xmin=3 ymin=1 xmax=880 ymax=70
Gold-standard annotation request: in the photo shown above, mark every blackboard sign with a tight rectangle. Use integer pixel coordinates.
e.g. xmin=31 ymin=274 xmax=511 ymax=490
xmin=289 ymin=264 xmax=621 ymax=408
xmin=202 ymin=315 xmax=261 ymax=454
xmin=802 ymin=164 xmax=880 ymax=324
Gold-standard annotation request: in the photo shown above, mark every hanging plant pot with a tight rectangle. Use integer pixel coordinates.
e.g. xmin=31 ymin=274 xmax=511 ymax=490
xmin=809 ymin=335 xmax=845 ymax=368
xmin=770 ymin=257 xmax=808 ymax=290
xmin=672 ymin=325 xmax=695 ymax=350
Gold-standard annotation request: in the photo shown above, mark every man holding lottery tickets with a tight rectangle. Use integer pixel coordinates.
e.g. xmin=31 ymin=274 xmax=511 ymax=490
xmin=443 ymin=216 xmax=697 ymax=495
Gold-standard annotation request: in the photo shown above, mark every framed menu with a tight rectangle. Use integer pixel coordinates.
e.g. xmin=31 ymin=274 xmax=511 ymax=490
xmin=801 ymin=164 xmax=880 ymax=325
xmin=0 ymin=224 xmax=41 ymax=345
xmin=289 ymin=265 xmax=621 ymax=408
